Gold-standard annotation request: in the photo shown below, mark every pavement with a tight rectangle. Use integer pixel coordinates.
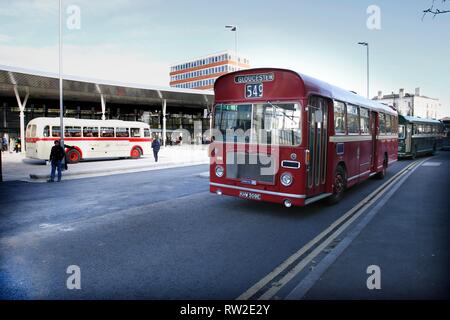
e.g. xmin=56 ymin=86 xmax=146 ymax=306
xmin=299 ymin=152 xmax=450 ymax=300
xmin=0 ymin=145 xmax=209 ymax=182
xmin=0 ymin=152 xmax=448 ymax=300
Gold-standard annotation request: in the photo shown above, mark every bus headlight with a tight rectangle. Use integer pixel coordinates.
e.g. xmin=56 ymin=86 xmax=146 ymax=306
xmin=215 ymin=165 xmax=224 ymax=178
xmin=280 ymin=172 xmax=293 ymax=187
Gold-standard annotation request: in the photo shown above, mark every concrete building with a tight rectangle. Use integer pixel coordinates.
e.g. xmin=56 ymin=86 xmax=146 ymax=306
xmin=169 ymin=51 xmax=250 ymax=90
xmin=0 ymin=64 xmax=214 ymax=150
xmin=373 ymin=88 xmax=440 ymax=119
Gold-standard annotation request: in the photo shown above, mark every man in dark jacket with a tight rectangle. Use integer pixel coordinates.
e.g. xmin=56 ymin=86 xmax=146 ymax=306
xmin=151 ymin=137 xmax=161 ymax=162
xmin=48 ymin=140 xmax=65 ymax=182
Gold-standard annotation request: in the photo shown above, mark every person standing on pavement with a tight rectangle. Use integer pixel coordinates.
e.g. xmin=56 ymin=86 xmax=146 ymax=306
xmin=1 ymin=135 xmax=7 ymax=152
xmin=14 ymin=138 xmax=21 ymax=153
xmin=48 ymin=140 xmax=65 ymax=182
xmin=151 ymin=136 xmax=161 ymax=162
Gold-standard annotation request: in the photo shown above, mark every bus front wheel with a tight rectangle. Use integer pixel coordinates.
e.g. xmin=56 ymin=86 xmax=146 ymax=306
xmin=67 ymin=149 xmax=81 ymax=164
xmin=327 ymin=166 xmax=346 ymax=205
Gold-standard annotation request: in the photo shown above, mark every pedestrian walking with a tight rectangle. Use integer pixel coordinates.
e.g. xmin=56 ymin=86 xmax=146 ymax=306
xmin=1 ymin=135 xmax=7 ymax=152
xmin=47 ymin=140 xmax=65 ymax=182
xmin=151 ymin=137 xmax=161 ymax=162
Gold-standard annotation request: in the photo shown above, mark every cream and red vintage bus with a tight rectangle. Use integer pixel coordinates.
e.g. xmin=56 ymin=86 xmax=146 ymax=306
xmin=25 ymin=117 xmax=152 ymax=163
xmin=209 ymin=68 xmax=398 ymax=207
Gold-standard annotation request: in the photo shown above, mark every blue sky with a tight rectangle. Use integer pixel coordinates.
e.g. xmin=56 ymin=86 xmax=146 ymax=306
xmin=0 ymin=0 xmax=449 ymax=116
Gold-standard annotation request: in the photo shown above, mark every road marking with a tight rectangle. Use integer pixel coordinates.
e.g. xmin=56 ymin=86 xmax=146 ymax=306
xmin=198 ymin=171 xmax=210 ymax=178
xmin=39 ymin=223 xmax=61 ymax=229
xmin=421 ymin=162 xmax=441 ymax=167
xmin=237 ymin=160 xmax=422 ymax=300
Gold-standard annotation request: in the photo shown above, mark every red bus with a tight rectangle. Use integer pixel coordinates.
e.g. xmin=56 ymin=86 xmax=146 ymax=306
xmin=209 ymin=68 xmax=398 ymax=207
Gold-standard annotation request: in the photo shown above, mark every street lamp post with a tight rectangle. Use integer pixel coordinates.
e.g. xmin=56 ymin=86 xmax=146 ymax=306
xmin=225 ymin=25 xmax=238 ymax=66
xmin=59 ymin=0 xmax=65 ymax=152
xmin=358 ymin=42 xmax=369 ymax=99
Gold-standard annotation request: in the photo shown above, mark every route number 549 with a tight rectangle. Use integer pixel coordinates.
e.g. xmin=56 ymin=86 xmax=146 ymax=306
xmin=246 ymin=83 xmax=263 ymax=98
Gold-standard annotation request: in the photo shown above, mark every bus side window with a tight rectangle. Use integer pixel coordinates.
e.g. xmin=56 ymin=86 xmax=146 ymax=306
xmin=30 ymin=125 xmax=37 ymax=138
xmin=65 ymin=126 xmax=81 ymax=137
xmin=131 ymin=128 xmax=141 ymax=137
xmin=83 ymin=127 xmax=98 ymax=138
xmin=116 ymin=127 xmax=129 ymax=138
xmin=43 ymin=125 xmax=50 ymax=137
xmin=359 ymin=107 xmax=370 ymax=135
xmin=385 ymin=115 xmax=392 ymax=135
xmin=52 ymin=126 xmax=61 ymax=137
xmin=144 ymin=128 xmax=150 ymax=137
xmin=100 ymin=127 xmax=114 ymax=138
xmin=346 ymin=104 xmax=359 ymax=134
xmin=333 ymin=101 xmax=346 ymax=134
xmin=417 ymin=125 xmax=423 ymax=134
xmin=379 ymin=114 xmax=386 ymax=135
xmin=83 ymin=127 xmax=99 ymax=137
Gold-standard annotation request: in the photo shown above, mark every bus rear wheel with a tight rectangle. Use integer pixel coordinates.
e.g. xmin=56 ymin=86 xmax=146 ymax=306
xmin=67 ymin=149 xmax=81 ymax=164
xmin=327 ymin=166 xmax=346 ymax=205
xmin=131 ymin=147 xmax=142 ymax=159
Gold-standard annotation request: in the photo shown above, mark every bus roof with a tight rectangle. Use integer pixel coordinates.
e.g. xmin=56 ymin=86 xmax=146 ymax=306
xmin=399 ymin=115 xmax=442 ymax=125
xmin=297 ymin=72 xmax=397 ymax=116
xmin=215 ymin=68 xmax=397 ymax=116
xmin=27 ymin=117 xmax=150 ymax=127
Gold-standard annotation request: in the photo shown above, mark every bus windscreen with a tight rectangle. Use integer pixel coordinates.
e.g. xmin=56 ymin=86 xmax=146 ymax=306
xmin=213 ymin=103 xmax=301 ymax=146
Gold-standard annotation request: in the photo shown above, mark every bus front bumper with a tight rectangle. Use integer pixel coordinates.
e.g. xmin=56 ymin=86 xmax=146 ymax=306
xmin=210 ymin=182 xmax=306 ymax=207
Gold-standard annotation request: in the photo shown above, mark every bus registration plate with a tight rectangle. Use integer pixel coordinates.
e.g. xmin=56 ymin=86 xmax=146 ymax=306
xmin=239 ymin=191 xmax=262 ymax=201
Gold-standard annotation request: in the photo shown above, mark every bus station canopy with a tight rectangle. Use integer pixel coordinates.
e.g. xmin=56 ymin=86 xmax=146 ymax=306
xmin=0 ymin=64 xmax=214 ymax=108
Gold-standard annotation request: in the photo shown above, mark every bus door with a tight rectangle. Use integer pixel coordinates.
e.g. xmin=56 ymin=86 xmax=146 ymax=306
xmin=405 ymin=124 xmax=412 ymax=154
xmin=370 ymin=111 xmax=377 ymax=171
xmin=307 ymin=96 xmax=329 ymax=196
xmin=357 ymin=108 xmax=372 ymax=178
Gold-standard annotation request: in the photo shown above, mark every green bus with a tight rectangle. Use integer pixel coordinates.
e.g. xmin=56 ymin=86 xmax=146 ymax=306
xmin=442 ymin=119 xmax=450 ymax=150
xmin=398 ymin=115 xmax=442 ymax=158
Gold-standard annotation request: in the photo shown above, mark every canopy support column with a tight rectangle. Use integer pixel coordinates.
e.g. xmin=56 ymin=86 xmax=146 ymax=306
xmin=13 ymin=86 xmax=29 ymax=154
xmin=100 ymin=93 xmax=106 ymax=120
xmin=162 ymin=99 xmax=167 ymax=147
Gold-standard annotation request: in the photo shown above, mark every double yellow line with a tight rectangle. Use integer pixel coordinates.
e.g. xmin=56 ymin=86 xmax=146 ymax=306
xmin=237 ymin=159 xmax=424 ymax=300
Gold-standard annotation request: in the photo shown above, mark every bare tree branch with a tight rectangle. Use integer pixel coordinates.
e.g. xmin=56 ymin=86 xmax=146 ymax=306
xmin=423 ymin=0 xmax=450 ymax=20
